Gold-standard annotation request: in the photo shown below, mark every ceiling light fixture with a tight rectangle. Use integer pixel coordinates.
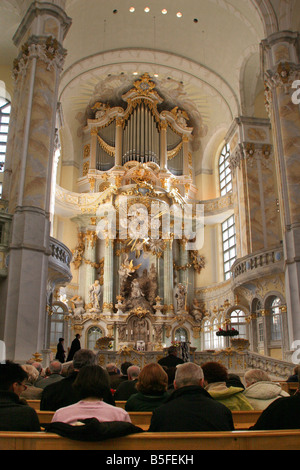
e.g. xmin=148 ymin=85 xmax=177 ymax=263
xmin=144 ymin=7 xmax=150 ymax=13
xmin=129 ymin=7 xmax=135 ymax=13
xmin=161 ymin=9 xmax=167 ymax=15
xmin=176 ymin=12 xmax=182 ymax=18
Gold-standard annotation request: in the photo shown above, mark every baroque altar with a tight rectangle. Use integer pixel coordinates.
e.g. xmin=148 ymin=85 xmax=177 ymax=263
xmin=59 ymin=74 xmax=206 ymax=353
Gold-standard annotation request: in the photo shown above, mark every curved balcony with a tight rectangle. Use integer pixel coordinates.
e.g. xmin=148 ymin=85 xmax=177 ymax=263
xmin=48 ymin=237 xmax=73 ymax=288
xmin=231 ymin=246 xmax=284 ymax=287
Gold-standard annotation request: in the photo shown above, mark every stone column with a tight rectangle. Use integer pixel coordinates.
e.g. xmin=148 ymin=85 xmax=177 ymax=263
xmin=102 ymin=238 xmax=114 ymax=314
xmin=226 ymin=117 xmax=280 ymax=258
xmin=84 ymin=230 xmax=97 ymax=306
xmin=262 ymin=31 xmax=300 ymax=347
xmin=2 ymin=2 xmax=71 ymax=361
xmin=163 ymin=239 xmax=174 ymax=315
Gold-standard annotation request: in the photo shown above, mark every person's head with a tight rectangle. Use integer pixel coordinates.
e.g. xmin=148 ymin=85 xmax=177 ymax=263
xmin=73 ymin=349 xmax=96 ymax=371
xmin=168 ymin=346 xmax=178 ymax=357
xmin=75 ymin=334 xmax=81 ymax=339
xmin=121 ymin=361 xmax=132 ymax=376
xmin=30 ymin=362 xmax=43 ymax=376
xmin=244 ymin=369 xmax=271 ymax=387
xmin=73 ymin=365 xmax=110 ymax=400
xmin=106 ymin=363 xmax=119 ymax=375
xmin=49 ymin=360 xmax=63 ymax=375
xmin=58 ymin=338 xmax=64 ymax=343
xmin=136 ymin=363 xmax=168 ymax=394
xmin=127 ymin=365 xmax=140 ymax=380
xmin=174 ymin=363 xmax=204 ymax=389
xmin=21 ymin=364 xmax=39 ymax=384
xmin=0 ymin=360 xmax=28 ymax=396
xmin=201 ymin=361 xmax=228 ymax=385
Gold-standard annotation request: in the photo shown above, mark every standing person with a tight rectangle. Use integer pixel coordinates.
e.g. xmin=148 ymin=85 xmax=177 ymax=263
xmin=55 ymin=338 xmax=65 ymax=363
xmin=66 ymin=334 xmax=81 ymax=362
xmin=158 ymin=346 xmax=184 ymax=368
xmin=148 ymin=362 xmax=234 ymax=432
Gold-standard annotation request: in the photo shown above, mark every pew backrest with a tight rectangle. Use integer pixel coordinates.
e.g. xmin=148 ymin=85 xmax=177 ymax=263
xmin=1 ymin=429 xmax=300 ymax=450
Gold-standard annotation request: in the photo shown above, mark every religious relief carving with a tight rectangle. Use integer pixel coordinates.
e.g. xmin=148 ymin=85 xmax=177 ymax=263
xmin=69 ymin=296 xmax=86 ymax=319
xmin=175 ymin=283 xmax=187 ymax=312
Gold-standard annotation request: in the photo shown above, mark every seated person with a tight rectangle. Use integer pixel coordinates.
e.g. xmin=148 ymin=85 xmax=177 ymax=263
xmin=114 ymin=365 xmax=140 ymax=401
xmin=51 ymin=364 xmax=131 ymax=425
xmin=202 ymin=361 xmax=253 ymax=411
xmin=125 ymin=363 xmax=170 ymax=412
xmin=36 ymin=360 xmax=63 ymax=389
xmin=251 ymin=387 xmax=300 ymax=430
xmin=0 ymin=360 xmax=40 ymax=431
xmin=106 ymin=363 xmax=122 ymax=390
xmin=149 ymin=362 xmax=234 ymax=432
xmin=287 ymin=365 xmax=300 ymax=383
xmin=40 ymin=349 xmax=114 ymax=411
xmin=243 ymin=368 xmax=289 ymax=410
xmin=20 ymin=364 xmax=43 ymax=400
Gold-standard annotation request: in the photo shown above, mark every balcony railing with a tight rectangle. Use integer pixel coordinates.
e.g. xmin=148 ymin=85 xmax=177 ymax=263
xmin=231 ymin=246 xmax=284 ymax=284
xmin=48 ymin=237 xmax=73 ymax=286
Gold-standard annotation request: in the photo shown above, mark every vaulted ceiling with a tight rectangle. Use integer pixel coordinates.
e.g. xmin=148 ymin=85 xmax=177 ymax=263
xmin=0 ymin=0 xmax=299 ymax=173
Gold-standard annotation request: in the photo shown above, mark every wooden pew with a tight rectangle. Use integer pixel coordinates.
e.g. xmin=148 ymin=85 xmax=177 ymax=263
xmin=1 ymin=429 xmax=300 ymax=450
xmin=278 ymin=382 xmax=298 ymax=395
xmin=35 ymin=410 xmax=262 ymax=430
xmin=26 ymin=400 xmax=40 ymax=410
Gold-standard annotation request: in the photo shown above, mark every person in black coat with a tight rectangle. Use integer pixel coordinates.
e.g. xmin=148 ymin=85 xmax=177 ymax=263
xmin=66 ymin=334 xmax=81 ymax=362
xmin=0 ymin=360 xmax=40 ymax=431
xmin=40 ymin=349 xmax=115 ymax=411
xmin=55 ymin=337 xmax=65 ymax=363
xmin=250 ymin=391 xmax=300 ymax=430
xmin=157 ymin=346 xmax=184 ymax=368
xmin=148 ymin=362 xmax=234 ymax=432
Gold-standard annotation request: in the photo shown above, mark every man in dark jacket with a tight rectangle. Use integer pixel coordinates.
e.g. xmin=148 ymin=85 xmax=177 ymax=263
xmin=148 ymin=362 xmax=234 ymax=432
xmin=114 ymin=365 xmax=140 ymax=401
xmin=40 ymin=349 xmax=114 ymax=411
xmin=66 ymin=334 xmax=81 ymax=362
xmin=0 ymin=361 xmax=40 ymax=431
xmin=157 ymin=346 xmax=184 ymax=368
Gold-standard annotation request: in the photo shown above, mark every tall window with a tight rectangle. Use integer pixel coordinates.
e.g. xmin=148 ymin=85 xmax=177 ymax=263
xmin=268 ymin=297 xmax=282 ymax=341
xmin=50 ymin=304 xmax=65 ymax=346
xmin=219 ymin=143 xmax=232 ymax=196
xmin=222 ymin=215 xmax=236 ymax=280
xmin=0 ymin=98 xmax=11 ymax=172
xmin=230 ymin=309 xmax=247 ymax=338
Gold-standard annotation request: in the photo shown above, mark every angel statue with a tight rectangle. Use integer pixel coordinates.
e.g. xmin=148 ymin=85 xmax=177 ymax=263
xmin=89 ymin=280 xmax=102 ymax=311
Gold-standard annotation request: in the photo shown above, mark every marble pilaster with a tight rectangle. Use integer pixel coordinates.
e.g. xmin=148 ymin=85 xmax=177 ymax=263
xmin=262 ymin=31 xmax=300 ymax=346
xmin=2 ymin=2 xmax=71 ymax=361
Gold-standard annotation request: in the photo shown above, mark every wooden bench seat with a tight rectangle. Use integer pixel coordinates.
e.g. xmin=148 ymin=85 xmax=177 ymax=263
xmin=1 ymin=429 xmax=300 ymax=450
xmin=35 ymin=410 xmax=263 ymax=430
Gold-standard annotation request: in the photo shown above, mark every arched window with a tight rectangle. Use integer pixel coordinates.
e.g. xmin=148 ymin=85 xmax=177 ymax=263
xmin=0 ymin=97 xmax=11 ymax=173
xmin=230 ymin=309 xmax=247 ymax=338
xmin=50 ymin=304 xmax=66 ymax=346
xmin=174 ymin=327 xmax=188 ymax=343
xmin=87 ymin=326 xmax=103 ymax=350
xmin=219 ymin=143 xmax=232 ymax=196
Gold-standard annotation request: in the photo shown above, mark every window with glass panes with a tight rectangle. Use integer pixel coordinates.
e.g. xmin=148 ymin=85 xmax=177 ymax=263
xmin=222 ymin=215 xmax=236 ymax=280
xmin=87 ymin=326 xmax=103 ymax=350
xmin=219 ymin=143 xmax=232 ymax=196
xmin=269 ymin=297 xmax=282 ymax=341
xmin=50 ymin=305 xmax=65 ymax=346
xmin=230 ymin=309 xmax=247 ymax=338
xmin=0 ymin=98 xmax=11 ymax=172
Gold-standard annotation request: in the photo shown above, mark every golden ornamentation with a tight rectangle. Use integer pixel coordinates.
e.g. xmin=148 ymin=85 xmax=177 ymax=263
xmin=83 ymin=161 xmax=90 ymax=176
xmin=83 ymin=144 xmax=90 ymax=159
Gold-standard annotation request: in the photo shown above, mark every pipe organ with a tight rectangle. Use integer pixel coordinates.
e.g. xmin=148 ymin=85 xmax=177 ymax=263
xmin=83 ymin=73 xmax=193 ymax=178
